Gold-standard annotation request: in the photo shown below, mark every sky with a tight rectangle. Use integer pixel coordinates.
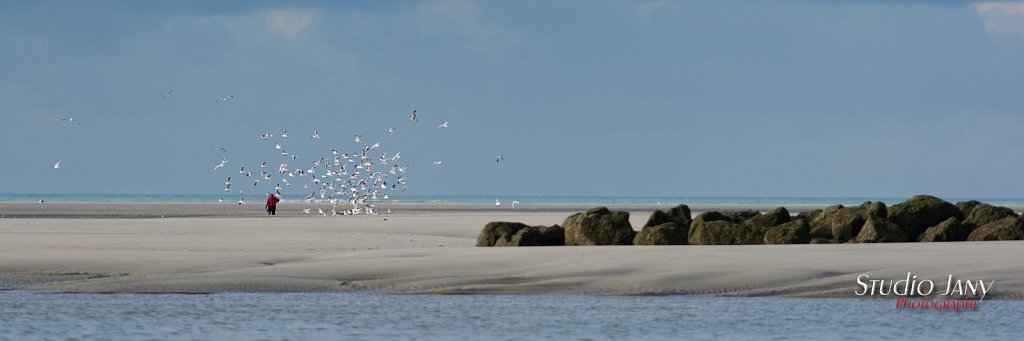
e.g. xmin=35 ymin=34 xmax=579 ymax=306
xmin=1 ymin=0 xmax=1023 ymax=198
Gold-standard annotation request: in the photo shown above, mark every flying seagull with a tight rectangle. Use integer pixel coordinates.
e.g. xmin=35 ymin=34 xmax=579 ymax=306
xmin=437 ymin=121 xmax=448 ymax=128
xmin=410 ymin=110 xmax=418 ymax=122
xmin=214 ymin=158 xmax=229 ymax=170
xmin=496 ymin=155 xmax=504 ymax=163
xmin=60 ymin=117 xmax=81 ymax=126
xmin=354 ymin=134 xmax=362 ymax=143
xmin=53 ymin=160 xmax=62 ymax=169
xmin=162 ymin=90 xmax=174 ymax=100
xmin=312 ymin=131 xmax=320 ymax=139
xmin=433 ymin=161 xmax=442 ymax=166
xmin=215 ymin=95 xmax=234 ymax=103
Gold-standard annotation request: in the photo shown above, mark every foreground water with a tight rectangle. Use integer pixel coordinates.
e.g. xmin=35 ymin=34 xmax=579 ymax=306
xmin=1 ymin=293 xmax=1021 ymax=340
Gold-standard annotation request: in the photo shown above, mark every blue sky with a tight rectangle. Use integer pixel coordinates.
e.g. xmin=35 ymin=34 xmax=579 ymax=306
xmin=2 ymin=0 xmax=1023 ymax=198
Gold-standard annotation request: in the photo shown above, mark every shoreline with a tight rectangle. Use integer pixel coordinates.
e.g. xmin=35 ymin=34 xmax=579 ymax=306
xmin=1 ymin=203 xmax=1022 ymax=298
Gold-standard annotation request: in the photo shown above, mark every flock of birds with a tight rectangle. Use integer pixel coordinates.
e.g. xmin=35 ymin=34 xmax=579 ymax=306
xmin=208 ymin=106 xmax=509 ymax=216
xmin=52 ymin=92 xmax=516 ymax=215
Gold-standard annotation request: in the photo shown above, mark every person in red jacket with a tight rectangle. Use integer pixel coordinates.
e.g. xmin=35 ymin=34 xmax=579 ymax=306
xmin=265 ymin=193 xmax=280 ymax=215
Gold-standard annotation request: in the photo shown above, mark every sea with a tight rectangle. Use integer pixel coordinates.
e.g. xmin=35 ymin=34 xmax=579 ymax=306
xmin=3 ymin=193 xmax=1024 ymax=206
xmin=3 ymin=194 xmax=1023 ymax=340
xmin=1 ymin=292 xmax=1021 ymax=340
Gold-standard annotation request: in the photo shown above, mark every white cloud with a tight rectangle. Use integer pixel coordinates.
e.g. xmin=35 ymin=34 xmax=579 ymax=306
xmin=975 ymin=1 xmax=1024 ymax=40
xmin=415 ymin=0 xmax=519 ymax=53
xmin=264 ymin=8 xmax=320 ymax=40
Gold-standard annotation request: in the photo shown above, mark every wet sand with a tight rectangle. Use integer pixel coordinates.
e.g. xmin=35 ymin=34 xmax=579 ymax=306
xmin=1 ymin=202 xmax=1022 ymax=298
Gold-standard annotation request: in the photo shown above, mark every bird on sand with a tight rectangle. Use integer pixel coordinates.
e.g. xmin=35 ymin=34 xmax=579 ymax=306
xmin=511 ymin=200 xmax=520 ymax=209
xmin=495 ymin=199 xmax=501 ymax=206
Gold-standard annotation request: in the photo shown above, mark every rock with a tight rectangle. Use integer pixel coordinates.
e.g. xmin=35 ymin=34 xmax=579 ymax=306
xmin=763 ymin=219 xmax=810 ymax=244
xmin=831 ymin=202 xmax=887 ymax=243
xmin=809 ymin=238 xmax=837 ymax=244
xmin=634 ymin=223 xmax=688 ymax=245
xmin=722 ymin=210 xmax=761 ymax=223
xmin=795 ymin=209 xmax=821 ymax=221
xmin=563 ymin=207 xmax=635 ymax=246
xmin=512 ymin=225 xmax=565 ymax=246
xmin=745 ymin=207 xmax=791 ymax=230
xmin=853 ymin=216 xmax=910 ymax=243
xmin=809 ymin=205 xmax=843 ymax=239
xmin=887 ymin=195 xmax=961 ymax=238
xmin=643 ymin=205 xmax=692 ymax=228
xmin=964 ymin=204 xmax=1017 ymax=232
xmin=918 ymin=217 xmax=966 ymax=242
xmin=955 ymin=200 xmax=982 ymax=219
xmin=966 ymin=217 xmax=1024 ymax=241
xmin=688 ymin=212 xmax=760 ymax=245
xmin=476 ymin=221 xmax=530 ymax=247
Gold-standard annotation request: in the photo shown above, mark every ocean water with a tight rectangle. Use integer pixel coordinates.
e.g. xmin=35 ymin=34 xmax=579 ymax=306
xmin=3 ymin=193 xmax=1024 ymax=206
xmin=0 ymin=293 xmax=1020 ymax=340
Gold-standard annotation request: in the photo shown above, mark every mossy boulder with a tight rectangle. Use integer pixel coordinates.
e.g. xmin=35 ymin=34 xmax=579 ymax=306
xmin=634 ymin=223 xmax=689 ymax=245
xmin=955 ymin=200 xmax=982 ymax=219
xmin=745 ymin=207 xmax=791 ymax=230
xmin=643 ymin=205 xmax=692 ymax=228
xmin=966 ymin=217 xmax=1024 ymax=241
xmin=688 ymin=211 xmax=761 ymax=245
xmin=963 ymin=204 xmax=1017 ymax=232
xmin=887 ymin=195 xmax=961 ymax=238
xmin=809 ymin=205 xmax=843 ymax=239
xmin=477 ymin=222 xmax=565 ymax=246
xmin=853 ymin=216 xmax=910 ymax=243
xmin=830 ymin=202 xmax=887 ymax=243
xmin=563 ymin=207 xmax=635 ymax=246
xmin=917 ymin=217 xmax=967 ymax=242
xmin=477 ymin=222 xmax=530 ymax=246
xmin=763 ymin=219 xmax=811 ymax=244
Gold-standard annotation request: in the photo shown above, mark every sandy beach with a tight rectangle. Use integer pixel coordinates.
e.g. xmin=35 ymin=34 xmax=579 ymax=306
xmin=1 ymin=202 xmax=1022 ymax=298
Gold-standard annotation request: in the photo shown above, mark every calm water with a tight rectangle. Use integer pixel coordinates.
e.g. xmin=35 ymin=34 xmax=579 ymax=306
xmin=4 ymin=193 xmax=1024 ymax=206
xmin=1 ymin=293 xmax=1021 ymax=340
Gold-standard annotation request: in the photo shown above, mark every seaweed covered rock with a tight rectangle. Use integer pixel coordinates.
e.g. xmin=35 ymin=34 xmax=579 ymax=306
xmin=634 ymin=223 xmax=689 ymax=245
xmin=477 ymin=222 xmax=565 ymax=246
xmin=688 ymin=211 xmax=761 ymax=245
xmin=955 ymin=200 xmax=982 ymax=219
xmin=477 ymin=222 xmax=530 ymax=246
xmin=643 ymin=205 xmax=692 ymax=228
xmin=563 ymin=207 xmax=635 ymax=245
xmin=887 ymin=195 xmax=961 ymax=238
xmin=745 ymin=207 xmax=791 ymax=230
xmin=824 ymin=202 xmax=887 ymax=243
xmin=964 ymin=204 xmax=1017 ymax=231
xmin=809 ymin=205 xmax=843 ymax=239
xmin=853 ymin=216 xmax=910 ymax=243
xmin=763 ymin=219 xmax=811 ymax=244
xmin=917 ymin=217 xmax=967 ymax=242
xmin=966 ymin=217 xmax=1024 ymax=241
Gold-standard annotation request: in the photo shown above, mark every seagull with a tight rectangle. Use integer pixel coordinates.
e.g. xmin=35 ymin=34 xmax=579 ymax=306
xmin=433 ymin=161 xmax=442 ymax=166
xmin=354 ymin=134 xmax=362 ymax=143
xmin=410 ymin=110 xmax=418 ymax=122
xmin=281 ymin=130 xmax=289 ymax=139
xmin=60 ymin=117 xmax=81 ymax=126
xmin=214 ymin=158 xmax=229 ymax=170
xmin=161 ymin=90 xmax=174 ymax=100
xmin=216 ymin=95 xmax=234 ymax=103
xmin=437 ymin=121 xmax=448 ymax=128
xmin=312 ymin=131 xmax=320 ymax=139
xmin=303 ymin=208 xmax=311 ymax=214
xmin=215 ymin=147 xmax=228 ymax=153
xmin=495 ymin=199 xmax=501 ymax=206
xmin=224 ymin=177 xmax=232 ymax=192
xmin=496 ymin=155 xmax=504 ymax=163
xmin=387 ymin=127 xmax=396 ymax=134
xmin=511 ymin=200 xmax=520 ymax=209
xmin=53 ymin=160 xmax=62 ymax=169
